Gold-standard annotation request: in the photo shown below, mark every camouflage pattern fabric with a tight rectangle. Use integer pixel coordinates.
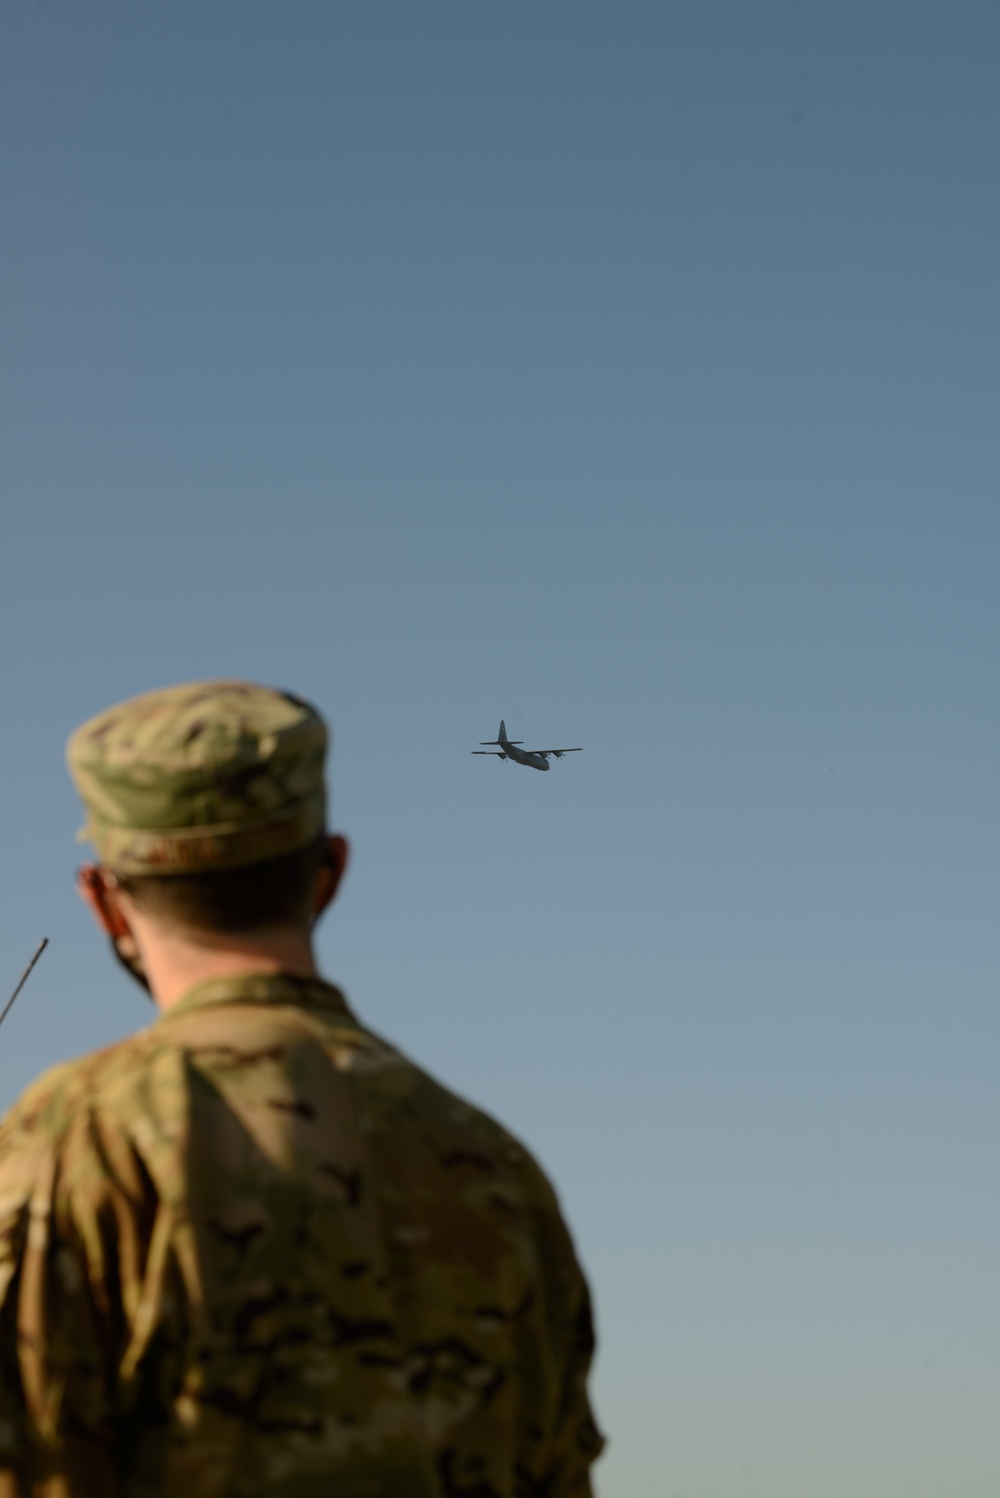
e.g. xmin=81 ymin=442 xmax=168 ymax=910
xmin=0 ymin=975 xmax=603 ymax=1497
xmin=66 ymin=683 xmax=328 ymax=877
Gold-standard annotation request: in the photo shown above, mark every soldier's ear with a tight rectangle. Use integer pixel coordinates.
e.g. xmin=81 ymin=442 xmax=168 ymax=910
xmin=312 ymin=835 xmax=349 ymax=922
xmin=76 ymin=865 xmax=133 ymax=939
xmin=77 ymin=867 xmax=153 ymax=996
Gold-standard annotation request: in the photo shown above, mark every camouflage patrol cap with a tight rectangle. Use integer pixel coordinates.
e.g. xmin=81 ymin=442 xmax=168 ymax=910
xmin=66 ymin=681 xmax=328 ymax=876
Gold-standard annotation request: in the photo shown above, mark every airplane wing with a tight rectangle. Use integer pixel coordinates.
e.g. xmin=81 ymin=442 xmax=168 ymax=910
xmin=528 ymin=747 xmax=582 ymax=757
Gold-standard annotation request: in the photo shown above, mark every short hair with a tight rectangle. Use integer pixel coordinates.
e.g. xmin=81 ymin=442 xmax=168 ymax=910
xmin=117 ymin=834 xmax=328 ymax=935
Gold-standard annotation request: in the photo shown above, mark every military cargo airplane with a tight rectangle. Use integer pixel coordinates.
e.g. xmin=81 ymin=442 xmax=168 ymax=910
xmin=472 ymin=720 xmax=582 ymax=772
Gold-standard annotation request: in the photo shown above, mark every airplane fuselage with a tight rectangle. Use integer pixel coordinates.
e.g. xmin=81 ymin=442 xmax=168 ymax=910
xmin=502 ymin=738 xmax=550 ymax=771
xmin=496 ymin=724 xmax=549 ymax=770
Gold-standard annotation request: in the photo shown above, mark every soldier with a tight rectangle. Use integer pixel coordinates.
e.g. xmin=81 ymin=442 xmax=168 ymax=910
xmin=0 ymin=682 xmax=604 ymax=1497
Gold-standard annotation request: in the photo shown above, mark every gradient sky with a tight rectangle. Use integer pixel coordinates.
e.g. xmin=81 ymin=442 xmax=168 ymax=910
xmin=2 ymin=4 xmax=999 ymax=1493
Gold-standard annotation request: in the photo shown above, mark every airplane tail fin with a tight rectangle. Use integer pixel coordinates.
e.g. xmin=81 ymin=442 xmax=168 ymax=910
xmin=478 ymin=719 xmax=522 ymax=747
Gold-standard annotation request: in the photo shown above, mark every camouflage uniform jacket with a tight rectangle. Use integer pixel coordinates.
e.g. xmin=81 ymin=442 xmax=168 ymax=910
xmin=0 ymin=974 xmax=603 ymax=1497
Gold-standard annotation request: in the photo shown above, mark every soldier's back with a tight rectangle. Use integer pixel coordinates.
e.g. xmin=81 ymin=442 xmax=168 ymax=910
xmin=0 ymin=973 xmax=601 ymax=1497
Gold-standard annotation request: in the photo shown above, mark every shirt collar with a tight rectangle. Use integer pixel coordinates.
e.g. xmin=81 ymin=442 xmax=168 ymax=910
xmin=163 ymin=971 xmax=356 ymax=1022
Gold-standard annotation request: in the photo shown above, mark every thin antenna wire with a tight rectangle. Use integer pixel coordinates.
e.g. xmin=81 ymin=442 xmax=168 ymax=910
xmin=0 ymin=938 xmax=48 ymax=1032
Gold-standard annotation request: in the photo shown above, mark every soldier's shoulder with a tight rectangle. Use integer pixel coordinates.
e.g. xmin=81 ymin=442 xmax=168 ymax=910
xmin=358 ymin=1029 xmax=562 ymax=1212
xmin=0 ymin=1028 xmax=154 ymax=1152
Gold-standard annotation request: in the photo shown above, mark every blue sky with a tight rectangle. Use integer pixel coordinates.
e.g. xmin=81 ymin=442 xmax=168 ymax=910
xmin=2 ymin=4 xmax=999 ymax=1493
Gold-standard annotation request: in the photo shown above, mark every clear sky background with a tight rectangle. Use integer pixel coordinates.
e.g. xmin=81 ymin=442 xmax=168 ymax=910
xmin=2 ymin=3 xmax=999 ymax=1493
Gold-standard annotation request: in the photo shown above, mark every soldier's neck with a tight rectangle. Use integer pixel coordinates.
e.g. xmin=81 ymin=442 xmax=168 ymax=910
xmin=133 ymin=922 xmax=320 ymax=1013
